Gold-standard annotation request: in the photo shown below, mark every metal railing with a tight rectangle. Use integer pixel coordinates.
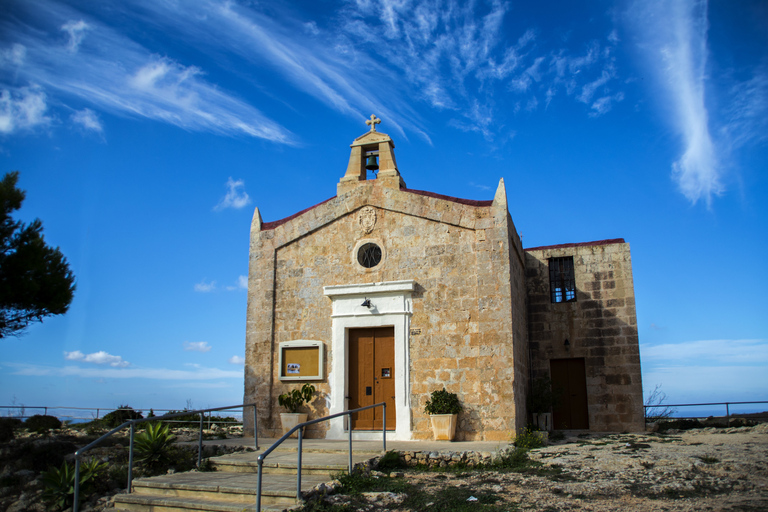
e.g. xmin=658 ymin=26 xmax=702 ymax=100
xmin=644 ymin=400 xmax=768 ymax=423
xmin=72 ymin=403 xmax=258 ymax=512
xmin=256 ymin=402 xmax=387 ymax=512
xmin=0 ymin=405 xmax=243 ymax=426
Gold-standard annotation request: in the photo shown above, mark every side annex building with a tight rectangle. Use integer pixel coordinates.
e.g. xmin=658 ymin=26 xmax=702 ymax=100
xmin=244 ymin=120 xmax=644 ymax=441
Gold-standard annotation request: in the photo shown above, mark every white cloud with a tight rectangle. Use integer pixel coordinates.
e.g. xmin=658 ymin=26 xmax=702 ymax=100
xmin=194 ymin=279 xmax=216 ymax=292
xmin=641 ymin=339 xmax=768 ymax=404
xmin=628 ymin=0 xmax=721 ymax=206
xmin=64 ymin=350 xmax=130 ymax=368
xmin=1 ymin=44 xmax=26 ymax=67
xmin=214 ymin=177 xmax=251 ymax=211
xmin=71 ymin=108 xmax=102 ymax=132
xmin=183 ymin=341 xmax=212 ymax=352
xmin=1 ymin=1 xmax=295 ymax=143
xmin=0 ymin=86 xmax=51 ymax=134
xmin=228 ymin=355 xmax=245 ymax=365
xmin=226 ymin=275 xmax=248 ymax=291
xmin=61 ymin=19 xmax=89 ymax=53
xmin=12 ymin=362 xmax=241 ymax=380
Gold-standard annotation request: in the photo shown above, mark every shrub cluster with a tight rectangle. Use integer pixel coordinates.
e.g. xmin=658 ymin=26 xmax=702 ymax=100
xmin=102 ymin=405 xmax=144 ymax=428
xmin=25 ymin=414 xmax=62 ymax=433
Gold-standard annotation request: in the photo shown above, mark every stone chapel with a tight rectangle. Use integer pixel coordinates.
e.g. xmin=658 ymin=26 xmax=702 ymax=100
xmin=244 ymin=117 xmax=644 ymax=441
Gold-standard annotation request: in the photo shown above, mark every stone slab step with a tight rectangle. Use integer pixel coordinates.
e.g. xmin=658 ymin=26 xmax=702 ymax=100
xmin=210 ymin=450 xmax=370 ymax=474
xmin=126 ymin=471 xmax=332 ymax=505
xmin=113 ymin=493 xmax=295 ymax=512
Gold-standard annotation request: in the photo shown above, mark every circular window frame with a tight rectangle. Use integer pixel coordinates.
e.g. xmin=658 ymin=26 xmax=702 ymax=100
xmin=353 ymin=239 xmax=386 ymax=272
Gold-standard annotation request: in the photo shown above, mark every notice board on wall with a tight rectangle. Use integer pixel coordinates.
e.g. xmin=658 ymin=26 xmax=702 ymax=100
xmin=279 ymin=340 xmax=324 ymax=381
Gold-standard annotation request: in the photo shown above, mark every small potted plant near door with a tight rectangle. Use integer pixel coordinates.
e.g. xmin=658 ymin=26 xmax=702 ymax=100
xmin=425 ymin=388 xmax=462 ymax=441
xmin=278 ymin=383 xmax=316 ymax=438
xmin=528 ymin=377 xmax=560 ymax=432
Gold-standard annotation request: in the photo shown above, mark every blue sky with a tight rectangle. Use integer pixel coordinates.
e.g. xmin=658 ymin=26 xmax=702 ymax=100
xmin=1 ymin=0 xmax=766 ymax=419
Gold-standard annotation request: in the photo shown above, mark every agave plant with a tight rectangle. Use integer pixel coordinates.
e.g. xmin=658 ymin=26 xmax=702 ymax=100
xmin=134 ymin=422 xmax=176 ymax=469
xmin=41 ymin=458 xmax=107 ymax=510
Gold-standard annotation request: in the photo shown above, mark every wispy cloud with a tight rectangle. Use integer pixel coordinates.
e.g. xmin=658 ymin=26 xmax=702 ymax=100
xmin=228 ymin=355 xmax=245 ymax=365
xmin=0 ymin=86 xmax=51 ymax=134
xmin=641 ymin=338 xmax=768 ymax=402
xmin=628 ymin=0 xmax=721 ymax=206
xmin=214 ymin=177 xmax=251 ymax=211
xmin=226 ymin=275 xmax=248 ymax=291
xmin=183 ymin=341 xmax=212 ymax=353
xmin=194 ymin=279 xmax=216 ymax=292
xmin=11 ymin=362 xmax=241 ymax=380
xmin=71 ymin=108 xmax=102 ymax=133
xmin=0 ymin=1 xmax=295 ymax=143
xmin=64 ymin=350 xmax=130 ymax=368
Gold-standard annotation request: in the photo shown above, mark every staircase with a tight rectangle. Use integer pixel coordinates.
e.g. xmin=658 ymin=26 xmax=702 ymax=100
xmin=113 ymin=444 xmax=377 ymax=512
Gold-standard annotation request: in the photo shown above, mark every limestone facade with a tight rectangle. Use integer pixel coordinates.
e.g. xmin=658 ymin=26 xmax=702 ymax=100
xmin=243 ymin=124 xmax=642 ymax=440
xmin=525 ymin=241 xmax=644 ymax=431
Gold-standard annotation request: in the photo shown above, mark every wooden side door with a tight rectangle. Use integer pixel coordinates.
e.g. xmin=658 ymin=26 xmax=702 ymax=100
xmin=349 ymin=327 xmax=396 ymax=430
xmin=550 ymin=358 xmax=589 ymax=430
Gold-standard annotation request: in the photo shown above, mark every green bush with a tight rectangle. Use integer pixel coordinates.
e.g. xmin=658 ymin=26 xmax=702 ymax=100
xmin=41 ymin=458 xmax=107 ymax=510
xmin=134 ymin=422 xmax=176 ymax=470
xmin=513 ymin=427 xmax=545 ymax=449
xmin=279 ymin=383 xmax=316 ymax=413
xmin=102 ymin=405 xmax=143 ymax=428
xmin=0 ymin=417 xmax=22 ymax=442
xmin=424 ymin=388 xmax=462 ymax=415
xmin=25 ymin=414 xmax=62 ymax=433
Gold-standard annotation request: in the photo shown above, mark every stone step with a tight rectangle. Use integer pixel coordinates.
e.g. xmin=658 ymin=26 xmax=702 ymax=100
xmin=113 ymin=493 xmax=294 ymax=512
xmin=210 ymin=450 xmax=371 ymax=475
xmin=112 ymin=471 xmax=333 ymax=511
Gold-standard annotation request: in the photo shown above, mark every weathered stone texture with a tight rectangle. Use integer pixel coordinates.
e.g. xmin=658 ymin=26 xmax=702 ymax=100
xmin=245 ymin=174 xmax=527 ymax=441
xmin=524 ymin=242 xmax=644 ymax=432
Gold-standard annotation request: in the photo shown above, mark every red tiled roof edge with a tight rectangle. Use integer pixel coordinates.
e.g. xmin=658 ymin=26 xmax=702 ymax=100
xmin=261 ymin=196 xmax=335 ymax=231
xmin=402 ymin=187 xmax=494 ymax=206
xmin=261 ymin=187 xmax=494 ymax=230
xmin=524 ymin=238 xmax=626 ymax=252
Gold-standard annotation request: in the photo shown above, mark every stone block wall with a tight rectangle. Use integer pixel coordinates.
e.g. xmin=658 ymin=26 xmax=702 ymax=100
xmin=524 ymin=240 xmax=644 ymax=432
xmin=244 ymin=178 xmax=527 ymax=441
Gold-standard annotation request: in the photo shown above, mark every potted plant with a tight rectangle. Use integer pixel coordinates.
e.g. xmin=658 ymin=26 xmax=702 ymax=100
xmin=278 ymin=383 xmax=316 ymax=437
xmin=424 ymin=388 xmax=462 ymax=441
xmin=527 ymin=377 xmax=561 ymax=432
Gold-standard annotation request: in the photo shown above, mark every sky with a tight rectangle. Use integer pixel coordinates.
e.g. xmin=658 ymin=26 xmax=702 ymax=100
xmin=1 ymin=0 xmax=766 ymax=421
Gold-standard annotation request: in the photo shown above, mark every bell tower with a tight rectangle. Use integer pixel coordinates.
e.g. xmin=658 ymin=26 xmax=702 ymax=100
xmin=338 ymin=115 xmax=405 ymax=195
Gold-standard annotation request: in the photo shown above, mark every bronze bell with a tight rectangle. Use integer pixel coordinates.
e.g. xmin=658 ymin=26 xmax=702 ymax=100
xmin=365 ymin=154 xmax=379 ymax=171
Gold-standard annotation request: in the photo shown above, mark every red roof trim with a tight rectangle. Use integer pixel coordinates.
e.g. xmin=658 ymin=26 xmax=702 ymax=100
xmin=402 ymin=188 xmax=494 ymax=206
xmin=524 ymin=238 xmax=626 ymax=252
xmin=261 ymin=196 xmax=335 ymax=231
xmin=261 ymin=186 xmax=494 ymax=231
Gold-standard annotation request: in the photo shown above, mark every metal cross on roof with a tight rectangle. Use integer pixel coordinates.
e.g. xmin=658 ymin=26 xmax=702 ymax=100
xmin=366 ymin=114 xmax=381 ymax=132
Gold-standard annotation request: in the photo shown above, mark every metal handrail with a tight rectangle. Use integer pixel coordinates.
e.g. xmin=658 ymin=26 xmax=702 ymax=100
xmin=72 ymin=403 xmax=258 ymax=512
xmin=644 ymin=400 xmax=768 ymax=422
xmin=255 ymin=402 xmax=387 ymax=512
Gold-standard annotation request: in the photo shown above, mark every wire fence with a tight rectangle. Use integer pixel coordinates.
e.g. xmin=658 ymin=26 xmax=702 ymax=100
xmin=644 ymin=400 xmax=768 ymax=423
xmin=0 ymin=405 xmax=244 ymax=427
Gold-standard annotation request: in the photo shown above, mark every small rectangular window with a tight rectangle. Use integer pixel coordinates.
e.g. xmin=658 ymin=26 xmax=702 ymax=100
xmin=549 ymin=257 xmax=576 ymax=303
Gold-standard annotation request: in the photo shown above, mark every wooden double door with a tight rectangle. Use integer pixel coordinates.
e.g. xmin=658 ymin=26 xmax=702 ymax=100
xmin=349 ymin=327 xmax=396 ymax=430
xmin=550 ymin=358 xmax=590 ymax=430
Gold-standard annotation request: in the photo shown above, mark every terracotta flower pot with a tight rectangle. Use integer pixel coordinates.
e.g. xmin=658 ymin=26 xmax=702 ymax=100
xmin=280 ymin=413 xmax=308 ymax=438
xmin=430 ymin=413 xmax=458 ymax=441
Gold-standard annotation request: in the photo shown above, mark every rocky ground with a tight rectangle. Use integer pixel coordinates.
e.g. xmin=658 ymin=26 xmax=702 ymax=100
xmin=0 ymin=424 xmax=247 ymax=512
xmin=317 ymin=424 xmax=768 ymax=511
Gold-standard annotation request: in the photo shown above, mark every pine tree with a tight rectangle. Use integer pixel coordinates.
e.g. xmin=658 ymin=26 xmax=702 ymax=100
xmin=0 ymin=171 xmax=76 ymax=337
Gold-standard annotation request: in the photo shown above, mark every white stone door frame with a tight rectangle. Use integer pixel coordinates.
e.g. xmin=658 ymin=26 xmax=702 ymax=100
xmin=323 ymin=280 xmax=414 ymax=441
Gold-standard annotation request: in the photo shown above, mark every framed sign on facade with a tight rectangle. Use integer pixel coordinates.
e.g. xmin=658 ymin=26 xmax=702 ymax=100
xmin=278 ymin=340 xmax=324 ymax=381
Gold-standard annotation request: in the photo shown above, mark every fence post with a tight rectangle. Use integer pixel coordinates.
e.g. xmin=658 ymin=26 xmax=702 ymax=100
xmin=73 ymin=457 xmax=81 ymax=512
xmin=197 ymin=413 xmax=204 ymax=468
xmin=382 ymin=403 xmax=387 ymax=453
xmin=348 ymin=415 xmax=353 ymax=474
xmin=726 ymin=403 xmax=730 ymax=426
xmin=297 ymin=427 xmax=303 ymax=500
xmin=127 ymin=423 xmax=135 ymax=493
